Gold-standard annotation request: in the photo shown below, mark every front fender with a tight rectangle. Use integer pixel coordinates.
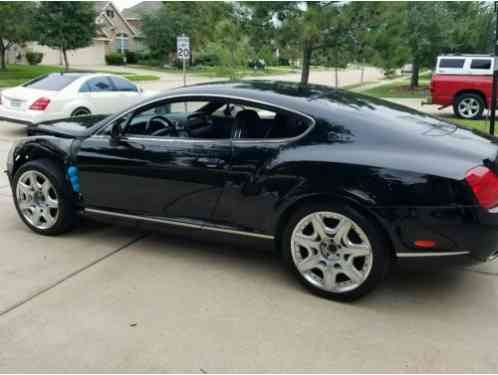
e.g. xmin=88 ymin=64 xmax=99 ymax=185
xmin=7 ymin=136 xmax=75 ymax=179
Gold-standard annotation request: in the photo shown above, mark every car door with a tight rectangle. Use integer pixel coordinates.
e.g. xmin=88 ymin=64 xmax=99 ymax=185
xmin=80 ymin=76 xmax=119 ymax=115
xmin=76 ymin=98 xmax=232 ymax=224
xmin=211 ymin=104 xmax=313 ymax=236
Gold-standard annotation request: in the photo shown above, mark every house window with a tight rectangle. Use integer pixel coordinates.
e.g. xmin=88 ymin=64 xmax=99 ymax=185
xmin=115 ymin=33 xmax=129 ymax=53
xmin=106 ymin=9 xmax=114 ymax=18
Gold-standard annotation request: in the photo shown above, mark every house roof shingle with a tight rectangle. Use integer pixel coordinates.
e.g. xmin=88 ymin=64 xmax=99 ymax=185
xmin=122 ymin=1 xmax=162 ymax=19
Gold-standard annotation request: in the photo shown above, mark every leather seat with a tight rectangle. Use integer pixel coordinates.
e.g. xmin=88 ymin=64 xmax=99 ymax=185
xmin=232 ymin=110 xmax=261 ymax=139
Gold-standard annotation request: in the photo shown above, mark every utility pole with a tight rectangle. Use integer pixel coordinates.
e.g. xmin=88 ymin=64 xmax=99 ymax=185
xmin=490 ymin=1 xmax=498 ymax=135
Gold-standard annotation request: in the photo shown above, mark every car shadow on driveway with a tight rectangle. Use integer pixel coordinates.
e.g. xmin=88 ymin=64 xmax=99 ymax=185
xmin=101 ymin=222 xmax=486 ymax=311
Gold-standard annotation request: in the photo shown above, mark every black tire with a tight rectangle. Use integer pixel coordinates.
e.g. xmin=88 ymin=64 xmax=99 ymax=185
xmin=71 ymin=107 xmax=91 ymax=117
xmin=12 ymin=159 xmax=76 ymax=235
xmin=453 ymin=93 xmax=484 ymax=120
xmin=281 ymin=202 xmax=388 ymax=301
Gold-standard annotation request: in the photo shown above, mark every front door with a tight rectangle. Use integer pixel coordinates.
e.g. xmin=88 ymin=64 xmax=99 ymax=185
xmin=76 ymin=99 xmax=232 ymax=223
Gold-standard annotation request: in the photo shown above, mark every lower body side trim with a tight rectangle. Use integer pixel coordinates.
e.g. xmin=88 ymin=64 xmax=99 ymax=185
xmin=396 ymin=251 xmax=470 ymax=258
xmin=84 ymin=208 xmax=275 ymax=240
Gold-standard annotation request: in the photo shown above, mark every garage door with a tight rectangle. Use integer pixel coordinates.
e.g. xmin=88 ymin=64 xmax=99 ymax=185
xmin=32 ymin=40 xmax=107 ymax=66
xmin=67 ymin=41 xmax=106 ymax=66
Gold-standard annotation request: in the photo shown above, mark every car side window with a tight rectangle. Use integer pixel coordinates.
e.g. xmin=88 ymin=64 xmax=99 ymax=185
xmin=229 ymin=103 xmax=311 ymax=140
xmin=109 ymin=77 xmax=138 ymax=92
xmin=82 ymin=77 xmax=114 ymax=93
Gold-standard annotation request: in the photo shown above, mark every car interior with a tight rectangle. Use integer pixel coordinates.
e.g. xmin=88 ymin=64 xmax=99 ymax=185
xmin=113 ymin=99 xmax=311 ymax=140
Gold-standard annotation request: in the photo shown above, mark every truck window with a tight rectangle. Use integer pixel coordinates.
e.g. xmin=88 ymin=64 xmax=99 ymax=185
xmin=439 ymin=59 xmax=465 ymax=69
xmin=470 ymin=59 xmax=492 ymax=70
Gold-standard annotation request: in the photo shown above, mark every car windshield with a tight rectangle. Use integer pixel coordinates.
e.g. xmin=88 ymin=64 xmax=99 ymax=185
xmin=24 ymin=74 xmax=82 ymax=91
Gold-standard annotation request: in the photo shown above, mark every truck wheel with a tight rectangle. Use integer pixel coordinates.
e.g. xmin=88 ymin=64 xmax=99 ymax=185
xmin=454 ymin=94 xmax=484 ymax=120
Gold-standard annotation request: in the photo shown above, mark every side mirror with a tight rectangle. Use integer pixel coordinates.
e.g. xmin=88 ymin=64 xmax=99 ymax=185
xmin=111 ymin=121 xmax=122 ymax=139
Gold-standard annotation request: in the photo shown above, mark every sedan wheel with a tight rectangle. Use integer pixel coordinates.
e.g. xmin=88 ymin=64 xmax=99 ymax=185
xmin=13 ymin=159 xmax=76 ymax=235
xmin=291 ymin=212 xmax=373 ymax=293
xmin=16 ymin=170 xmax=59 ymax=230
xmin=282 ymin=203 xmax=388 ymax=301
xmin=71 ymin=108 xmax=91 ymax=117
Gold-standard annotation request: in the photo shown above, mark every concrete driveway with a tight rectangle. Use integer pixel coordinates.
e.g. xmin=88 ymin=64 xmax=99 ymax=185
xmin=1 ymin=96 xmax=498 ymax=371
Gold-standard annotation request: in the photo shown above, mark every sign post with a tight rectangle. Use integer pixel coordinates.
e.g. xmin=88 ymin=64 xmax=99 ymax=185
xmin=176 ymin=35 xmax=190 ymax=87
xmin=490 ymin=2 xmax=498 ymax=135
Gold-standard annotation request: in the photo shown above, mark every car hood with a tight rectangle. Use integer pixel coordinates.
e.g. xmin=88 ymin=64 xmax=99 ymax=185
xmin=27 ymin=115 xmax=108 ymax=138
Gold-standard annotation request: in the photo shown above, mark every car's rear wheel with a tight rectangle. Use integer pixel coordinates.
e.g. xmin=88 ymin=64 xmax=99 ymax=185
xmin=71 ymin=107 xmax=91 ymax=117
xmin=454 ymin=93 xmax=484 ymax=120
xmin=13 ymin=159 xmax=76 ymax=235
xmin=282 ymin=202 xmax=388 ymax=301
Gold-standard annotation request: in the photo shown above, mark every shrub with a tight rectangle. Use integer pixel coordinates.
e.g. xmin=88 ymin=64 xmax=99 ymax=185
xmin=125 ymin=50 xmax=138 ymax=64
xmin=105 ymin=52 xmax=125 ymax=65
xmin=26 ymin=51 xmax=43 ymax=65
xmin=194 ymin=51 xmax=219 ymax=67
xmin=278 ymin=57 xmax=290 ymax=66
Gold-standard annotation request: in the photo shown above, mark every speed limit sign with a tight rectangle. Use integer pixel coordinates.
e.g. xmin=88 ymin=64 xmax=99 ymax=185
xmin=177 ymin=35 xmax=190 ymax=60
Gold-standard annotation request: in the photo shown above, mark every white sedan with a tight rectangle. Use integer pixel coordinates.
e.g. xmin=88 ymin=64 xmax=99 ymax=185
xmin=0 ymin=73 xmax=156 ymax=125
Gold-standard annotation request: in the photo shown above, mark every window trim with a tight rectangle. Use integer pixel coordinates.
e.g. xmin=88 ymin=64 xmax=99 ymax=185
xmin=93 ymin=94 xmax=316 ymax=144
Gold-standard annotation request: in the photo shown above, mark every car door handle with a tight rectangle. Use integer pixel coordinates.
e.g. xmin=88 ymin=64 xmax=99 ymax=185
xmin=195 ymin=157 xmax=225 ymax=169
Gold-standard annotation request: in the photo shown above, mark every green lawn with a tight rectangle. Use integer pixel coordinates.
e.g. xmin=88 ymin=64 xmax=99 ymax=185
xmin=443 ymin=117 xmax=491 ymax=133
xmin=357 ymin=80 xmax=429 ymax=99
xmin=130 ymin=64 xmax=297 ymax=78
xmin=124 ymin=74 xmax=160 ymax=82
xmin=0 ymin=64 xmax=63 ymax=87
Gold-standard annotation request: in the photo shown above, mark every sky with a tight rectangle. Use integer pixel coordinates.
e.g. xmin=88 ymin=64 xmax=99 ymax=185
xmin=113 ymin=0 xmax=145 ymax=11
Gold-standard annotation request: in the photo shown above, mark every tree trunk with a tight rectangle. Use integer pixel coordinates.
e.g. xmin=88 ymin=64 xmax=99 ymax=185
xmin=360 ymin=65 xmax=365 ymax=83
xmin=410 ymin=60 xmax=419 ymax=89
xmin=62 ymin=48 xmax=69 ymax=71
xmin=0 ymin=41 xmax=6 ymax=70
xmin=300 ymin=42 xmax=312 ymax=86
xmin=334 ymin=67 xmax=339 ymax=88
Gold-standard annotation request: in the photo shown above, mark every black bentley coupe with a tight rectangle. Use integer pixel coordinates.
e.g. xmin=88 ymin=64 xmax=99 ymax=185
xmin=6 ymin=81 xmax=498 ymax=300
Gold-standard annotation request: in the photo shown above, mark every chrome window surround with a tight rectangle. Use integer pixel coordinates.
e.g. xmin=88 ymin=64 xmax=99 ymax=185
xmin=84 ymin=208 xmax=274 ymax=240
xmin=91 ymin=93 xmax=316 ymax=145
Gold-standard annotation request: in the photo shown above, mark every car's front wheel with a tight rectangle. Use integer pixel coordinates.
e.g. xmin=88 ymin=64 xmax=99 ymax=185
xmin=13 ymin=159 xmax=76 ymax=235
xmin=282 ymin=202 xmax=388 ymax=301
xmin=454 ymin=93 xmax=484 ymax=120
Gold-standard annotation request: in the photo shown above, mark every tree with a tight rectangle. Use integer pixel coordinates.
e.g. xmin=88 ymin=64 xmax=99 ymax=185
xmin=244 ymin=2 xmax=371 ymax=86
xmin=202 ymin=19 xmax=254 ymax=80
xmin=35 ymin=2 xmax=96 ymax=71
xmin=141 ymin=2 xmax=235 ymax=65
xmin=0 ymin=2 xmax=34 ymax=70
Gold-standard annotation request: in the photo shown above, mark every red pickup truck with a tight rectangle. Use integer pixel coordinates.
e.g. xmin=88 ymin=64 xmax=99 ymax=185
xmin=429 ymin=55 xmax=494 ymax=120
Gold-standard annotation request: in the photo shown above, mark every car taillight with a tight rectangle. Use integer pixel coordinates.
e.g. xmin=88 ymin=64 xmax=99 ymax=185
xmin=465 ymin=166 xmax=498 ymax=209
xmin=29 ymin=97 xmax=50 ymax=111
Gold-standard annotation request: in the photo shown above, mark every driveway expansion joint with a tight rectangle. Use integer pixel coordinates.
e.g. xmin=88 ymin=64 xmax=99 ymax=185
xmin=0 ymin=233 xmax=148 ymax=318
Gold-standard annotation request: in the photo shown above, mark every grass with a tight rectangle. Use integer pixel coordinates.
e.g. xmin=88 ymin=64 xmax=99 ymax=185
xmin=0 ymin=64 xmax=63 ymax=87
xmin=0 ymin=64 xmax=160 ymax=88
xmin=357 ymin=79 xmax=430 ymax=99
xmin=124 ymin=74 xmax=160 ymax=81
xmin=130 ymin=64 xmax=297 ymax=78
xmin=442 ymin=116 xmax=491 ymax=133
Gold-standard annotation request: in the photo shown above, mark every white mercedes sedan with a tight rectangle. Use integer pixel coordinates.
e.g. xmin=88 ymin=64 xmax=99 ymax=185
xmin=0 ymin=73 xmax=156 ymax=125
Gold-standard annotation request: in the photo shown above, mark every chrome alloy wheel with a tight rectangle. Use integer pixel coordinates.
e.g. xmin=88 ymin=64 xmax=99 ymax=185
xmin=291 ymin=211 xmax=373 ymax=293
xmin=16 ymin=170 xmax=59 ymax=230
xmin=457 ymin=97 xmax=481 ymax=119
